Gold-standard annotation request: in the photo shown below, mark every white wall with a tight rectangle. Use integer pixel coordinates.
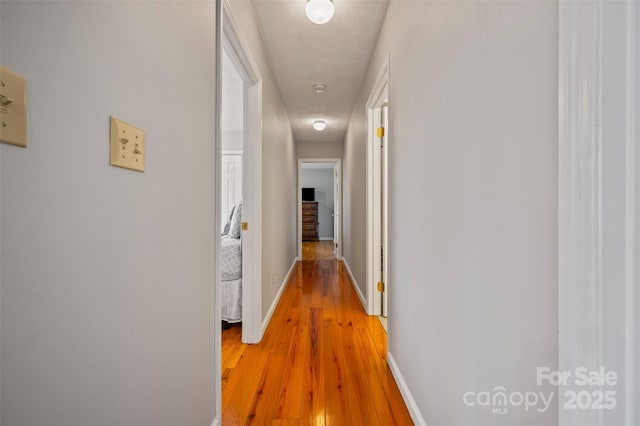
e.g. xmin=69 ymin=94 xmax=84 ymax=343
xmin=343 ymin=105 xmax=367 ymax=297
xmin=227 ymin=1 xmax=297 ymax=321
xmin=600 ymin=13 xmax=638 ymax=418
xmin=0 ymin=2 xmax=216 ymax=425
xmin=343 ymin=1 xmax=558 ymax=424
xmin=600 ymin=4 xmax=640 ymax=423
xmin=221 ymin=55 xmax=243 ymax=227
xmin=301 ymin=168 xmax=334 ymax=240
xmin=221 ymin=50 xmax=244 ymax=154
xmin=296 ymin=141 xmax=343 ymax=159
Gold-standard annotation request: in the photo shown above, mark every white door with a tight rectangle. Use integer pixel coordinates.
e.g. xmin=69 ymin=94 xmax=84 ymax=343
xmin=333 ymin=163 xmax=341 ymax=257
xmin=370 ymin=103 xmax=388 ymax=318
xmin=366 ymin=61 xmax=389 ymax=318
xmin=381 ymin=103 xmax=389 ymax=317
xmin=221 ymin=154 xmax=242 ymax=229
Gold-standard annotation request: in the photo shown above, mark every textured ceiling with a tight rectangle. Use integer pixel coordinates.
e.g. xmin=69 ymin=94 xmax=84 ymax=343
xmin=251 ymin=0 xmax=390 ymax=144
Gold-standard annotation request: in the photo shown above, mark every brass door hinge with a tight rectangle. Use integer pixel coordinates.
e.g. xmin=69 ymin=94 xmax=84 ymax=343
xmin=377 ymin=127 xmax=385 ymax=138
xmin=241 ymin=222 xmax=248 ymax=231
xmin=377 ymin=281 xmax=385 ymax=292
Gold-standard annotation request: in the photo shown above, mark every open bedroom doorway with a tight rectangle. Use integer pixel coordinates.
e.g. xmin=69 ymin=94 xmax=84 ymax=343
xmin=297 ymin=159 xmax=342 ymax=261
xmin=219 ymin=9 xmax=263 ymax=340
xmin=218 ymin=1 xmax=263 ymax=346
xmin=219 ymin=50 xmax=244 ymax=333
xmin=216 ymin=1 xmax=264 ymax=421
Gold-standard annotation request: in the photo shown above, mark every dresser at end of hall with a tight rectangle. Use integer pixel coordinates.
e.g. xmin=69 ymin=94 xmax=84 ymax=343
xmin=302 ymin=201 xmax=319 ymax=241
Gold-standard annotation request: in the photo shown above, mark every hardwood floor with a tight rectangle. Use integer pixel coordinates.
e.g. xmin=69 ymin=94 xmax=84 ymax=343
xmin=221 ymin=242 xmax=413 ymax=425
xmin=302 ymin=240 xmax=335 ymax=260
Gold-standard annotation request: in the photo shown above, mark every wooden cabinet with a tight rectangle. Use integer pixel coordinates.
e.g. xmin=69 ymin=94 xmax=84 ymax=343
xmin=302 ymin=201 xmax=319 ymax=241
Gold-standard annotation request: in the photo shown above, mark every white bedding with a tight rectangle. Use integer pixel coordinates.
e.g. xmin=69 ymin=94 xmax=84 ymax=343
xmin=220 ymin=236 xmax=241 ymax=281
xmin=220 ymin=235 xmax=242 ymax=323
xmin=221 ymin=278 xmax=242 ymax=323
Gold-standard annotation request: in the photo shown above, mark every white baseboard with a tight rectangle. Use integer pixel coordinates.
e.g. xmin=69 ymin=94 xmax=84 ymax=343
xmin=319 ymin=237 xmax=334 ymax=241
xmin=211 ymin=417 xmax=219 ymax=426
xmin=261 ymin=258 xmax=297 ymax=335
xmin=387 ymin=352 xmax=427 ymax=426
xmin=341 ymin=257 xmax=366 ymax=311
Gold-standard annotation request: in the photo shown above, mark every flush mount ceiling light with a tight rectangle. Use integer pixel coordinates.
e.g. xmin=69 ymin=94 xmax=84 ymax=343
xmin=313 ymin=120 xmax=327 ymax=131
xmin=313 ymin=83 xmax=326 ymax=94
xmin=305 ymin=0 xmax=335 ymax=25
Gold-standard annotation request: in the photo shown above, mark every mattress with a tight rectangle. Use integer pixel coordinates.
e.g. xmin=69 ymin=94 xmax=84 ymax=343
xmin=220 ymin=236 xmax=242 ymax=281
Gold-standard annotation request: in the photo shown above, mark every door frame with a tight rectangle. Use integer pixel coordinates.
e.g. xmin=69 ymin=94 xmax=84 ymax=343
xmin=215 ymin=0 xmax=263 ymax=422
xmin=333 ymin=161 xmax=342 ymax=254
xmin=559 ymin=1 xmax=639 ymax=424
xmin=297 ymin=158 xmax=342 ymax=259
xmin=366 ymin=56 xmax=389 ymax=316
xmin=221 ymin=0 xmax=262 ymax=345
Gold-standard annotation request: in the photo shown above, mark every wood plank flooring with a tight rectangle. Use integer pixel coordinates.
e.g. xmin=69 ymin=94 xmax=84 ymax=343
xmin=221 ymin=242 xmax=413 ymax=425
xmin=302 ymin=241 xmax=335 ymax=260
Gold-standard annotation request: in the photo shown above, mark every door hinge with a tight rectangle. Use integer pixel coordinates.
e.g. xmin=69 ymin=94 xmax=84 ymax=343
xmin=377 ymin=281 xmax=385 ymax=292
xmin=241 ymin=222 xmax=248 ymax=231
xmin=377 ymin=127 xmax=385 ymax=138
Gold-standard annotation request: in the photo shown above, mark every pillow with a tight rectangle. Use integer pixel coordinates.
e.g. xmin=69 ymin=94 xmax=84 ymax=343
xmin=222 ymin=204 xmax=236 ymax=236
xmin=227 ymin=201 xmax=243 ymax=239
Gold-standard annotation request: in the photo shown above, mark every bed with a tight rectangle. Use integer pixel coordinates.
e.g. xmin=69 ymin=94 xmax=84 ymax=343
xmin=221 ymin=201 xmax=242 ymax=326
xmin=221 ymin=236 xmax=242 ymax=323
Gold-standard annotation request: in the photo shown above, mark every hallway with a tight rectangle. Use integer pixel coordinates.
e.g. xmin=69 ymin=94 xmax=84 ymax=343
xmin=4 ymin=1 xmax=639 ymax=424
xmin=221 ymin=242 xmax=413 ymax=425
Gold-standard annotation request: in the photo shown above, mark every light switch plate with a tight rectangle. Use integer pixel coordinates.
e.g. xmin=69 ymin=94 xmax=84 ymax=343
xmin=0 ymin=66 xmax=28 ymax=147
xmin=110 ymin=116 xmax=144 ymax=172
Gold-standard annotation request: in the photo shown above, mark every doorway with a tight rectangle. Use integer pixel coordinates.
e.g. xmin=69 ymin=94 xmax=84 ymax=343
xmin=216 ymin=2 xmax=263 ymax=422
xmin=219 ymin=0 xmax=263 ymax=344
xmin=220 ymin=50 xmax=244 ymax=332
xmin=297 ymin=159 xmax=342 ymax=261
xmin=366 ymin=59 xmax=389 ymax=322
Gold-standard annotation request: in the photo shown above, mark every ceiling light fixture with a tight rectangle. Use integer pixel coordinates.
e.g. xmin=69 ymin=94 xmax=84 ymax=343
xmin=313 ymin=83 xmax=326 ymax=94
xmin=313 ymin=120 xmax=327 ymax=131
xmin=305 ymin=0 xmax=335 ymax=25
